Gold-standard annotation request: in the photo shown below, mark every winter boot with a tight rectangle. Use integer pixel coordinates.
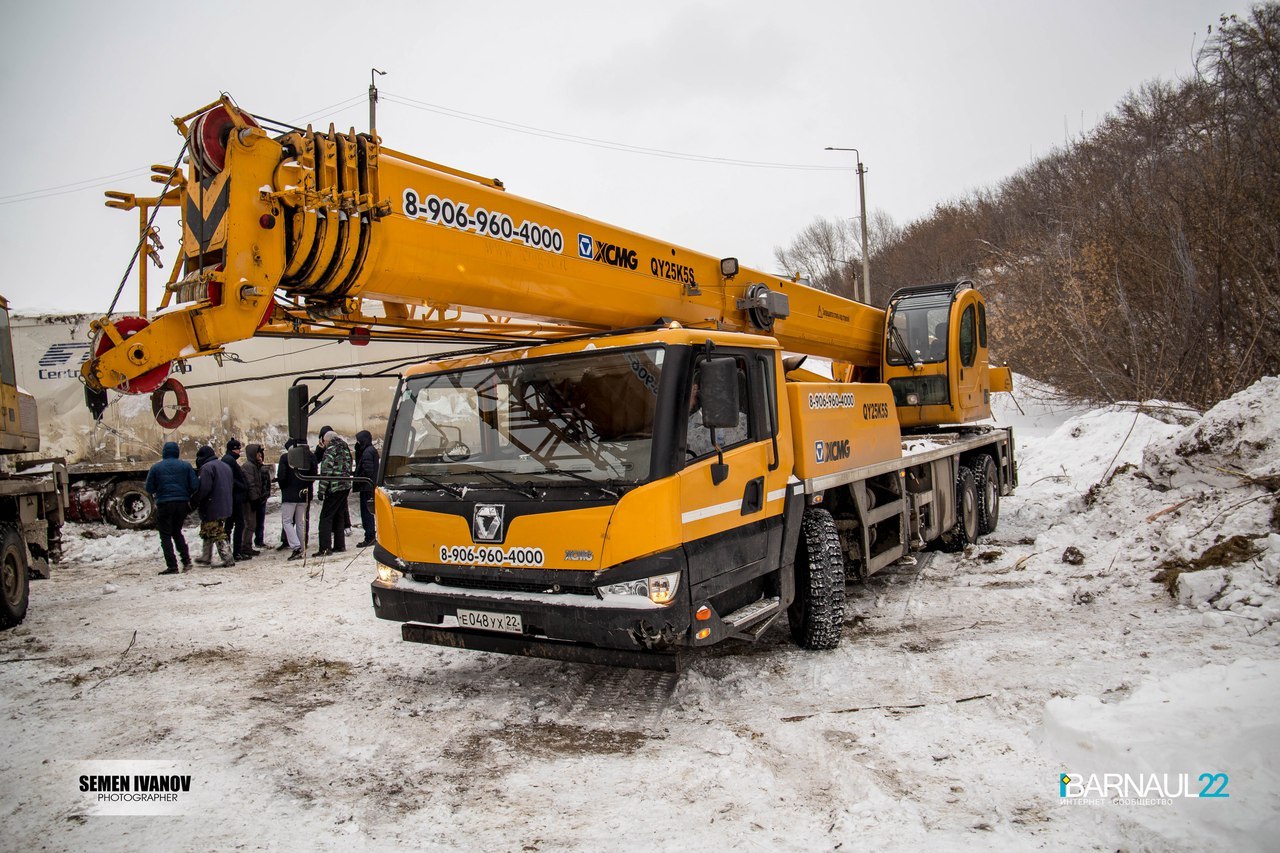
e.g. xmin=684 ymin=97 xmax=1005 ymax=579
xmin=216 ymin=539 xmax=236 ymax=568
xmin=193 ymin=539 xmax=214 ymax=566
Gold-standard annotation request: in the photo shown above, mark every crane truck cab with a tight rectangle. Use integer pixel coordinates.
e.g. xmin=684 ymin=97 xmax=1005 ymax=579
xmin=355 ymin=324 xmax=1012 ymax=670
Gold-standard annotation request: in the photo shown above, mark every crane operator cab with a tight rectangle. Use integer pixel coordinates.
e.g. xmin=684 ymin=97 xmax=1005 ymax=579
xmin=882 ymin=280 xmax=1011 ymax=430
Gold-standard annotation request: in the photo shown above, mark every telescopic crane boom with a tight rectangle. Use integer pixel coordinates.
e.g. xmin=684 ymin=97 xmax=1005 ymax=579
xmin=84 ymin=96 xmax=897 ymax=410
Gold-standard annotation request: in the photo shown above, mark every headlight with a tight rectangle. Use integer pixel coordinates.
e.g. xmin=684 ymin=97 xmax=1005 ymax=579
xmin=598 ymin=572 xmax=680 ymax=605
xmin=376 ymin=562 xmax=403 ymax=584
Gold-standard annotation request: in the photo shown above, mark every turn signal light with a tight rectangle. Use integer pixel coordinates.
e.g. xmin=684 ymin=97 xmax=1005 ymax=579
xmin=696 ymin=628 xmax=711 ymax=640
xmin=695 ymin=606 xmax=711 ymax=621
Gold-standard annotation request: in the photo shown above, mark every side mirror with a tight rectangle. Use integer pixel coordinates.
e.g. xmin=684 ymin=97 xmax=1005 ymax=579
xmin=287 ymin=444 xmax=313 ymax=472
xmin=699 ymin=357 xmax=740 ymax=429
xmin=288 ymin=384 xmax=309 ymax=444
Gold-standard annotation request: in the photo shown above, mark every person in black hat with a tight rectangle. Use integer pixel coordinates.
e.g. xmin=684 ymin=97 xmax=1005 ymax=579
xmin=222 ymin=438 xmax=253 ymax=561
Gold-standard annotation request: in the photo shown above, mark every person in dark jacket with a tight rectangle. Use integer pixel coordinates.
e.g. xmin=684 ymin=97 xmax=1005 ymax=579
xmin=315 ymin=430 xmax=353 ymax=556
xmin=354 ymin=430 xmax=379 ymax=548
xmin=242 ymin=443 xmax=272 ymax=553
xmin=144 ymin=441 xmax=197 ymax=574
xmin=222 ymin=439 xmax=254 ymax=561
xmin=191 ymin=445 xmax=236 ymax=567
xmin=277 ymin=439 xmax=314 ymax=560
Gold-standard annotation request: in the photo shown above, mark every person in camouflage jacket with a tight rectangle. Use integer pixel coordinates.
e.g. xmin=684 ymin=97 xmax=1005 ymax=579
xmin=315 ymin=430 xmax=353 ymax=556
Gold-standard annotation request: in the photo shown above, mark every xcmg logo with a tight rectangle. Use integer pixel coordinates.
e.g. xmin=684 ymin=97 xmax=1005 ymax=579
xmin=814 ymin=439 xmax=851 ymax=464
xmin=577 ymin=232 xmax=637 ymax=270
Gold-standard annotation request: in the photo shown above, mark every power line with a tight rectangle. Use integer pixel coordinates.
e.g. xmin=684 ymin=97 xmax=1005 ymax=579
xmin=2 ymin=90 xmax=847 ymax=208
xmin=381 ymin=91 xmax=851 ymax=172
xmin=0 ymin=168 xmax=151 ymax=205
xmin=0 ymin=94 xmax=367 ymax=207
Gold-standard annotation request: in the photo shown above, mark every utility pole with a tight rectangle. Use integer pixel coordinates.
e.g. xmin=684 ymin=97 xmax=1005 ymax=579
xmin=369 ymin=68 xmax=387 ymax=137
xmin=824 ymin=146 xmax=871 ymax=304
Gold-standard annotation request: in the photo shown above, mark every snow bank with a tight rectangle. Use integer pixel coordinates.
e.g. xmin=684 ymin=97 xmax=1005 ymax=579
xmin=1144 ymin=375 xmax=1280 ymax=489
xmin=995 ymin=377 xmax=1279 ymax=634
xmin=1043 ymin=659 xmax=1280 ymax=848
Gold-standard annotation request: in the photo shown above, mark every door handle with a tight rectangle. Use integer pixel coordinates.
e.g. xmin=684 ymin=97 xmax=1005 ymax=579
xmin=741 ymin=476 xmax=764 ymax=515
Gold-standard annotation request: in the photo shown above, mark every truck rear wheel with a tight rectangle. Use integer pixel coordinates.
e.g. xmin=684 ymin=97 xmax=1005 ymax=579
xmin=940 ymin=466 xmax=979 ymax=552
xmin=104 ymin=480 xmax=156 ymax=530
xmin=974 ymin=454 xmax=1000 ymax=535
xmin=788 ymin=508 xmax=845 ymax=650
xmin=0 ymin=524 xmax=29 ymax=629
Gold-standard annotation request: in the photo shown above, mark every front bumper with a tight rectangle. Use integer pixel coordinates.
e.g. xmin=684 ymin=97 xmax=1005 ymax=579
xmin=371 ymin=571 xmax=692 ymax=671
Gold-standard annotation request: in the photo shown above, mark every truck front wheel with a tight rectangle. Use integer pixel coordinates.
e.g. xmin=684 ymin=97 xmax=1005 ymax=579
xmin=788 ymin=508 xmax=846 ymax=650
xmin=0 ymin=524 xmax=29 ymax=629
xmin=103 ymin=480 xmax=156 ymax=530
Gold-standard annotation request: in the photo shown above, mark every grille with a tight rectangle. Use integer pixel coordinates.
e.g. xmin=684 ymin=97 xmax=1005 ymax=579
xmin=413 ymin=574 xmax=597 ymax=597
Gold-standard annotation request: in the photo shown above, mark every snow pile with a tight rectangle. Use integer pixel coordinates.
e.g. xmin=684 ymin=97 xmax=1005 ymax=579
xmin=1137 ymin=379 xmax=1280 ymax=631
xmin=1043 ymin=658 xmax=1280 ymax=847
xmin=1144 ymin=375 xmax=1280 ymax=489
xmin=995 ymin=376 xmax=1280 ymax=634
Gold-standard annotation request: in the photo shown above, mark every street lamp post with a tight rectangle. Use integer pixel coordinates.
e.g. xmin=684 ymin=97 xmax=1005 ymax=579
xmin=824 ymin=146 xmax=871 ymax=304
xmin=369 ymin=68 xmax=387 ymax=136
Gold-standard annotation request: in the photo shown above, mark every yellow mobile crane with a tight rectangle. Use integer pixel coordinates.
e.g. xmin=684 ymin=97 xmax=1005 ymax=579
xmin=84 ymin=96 xmax=1015 ymax=669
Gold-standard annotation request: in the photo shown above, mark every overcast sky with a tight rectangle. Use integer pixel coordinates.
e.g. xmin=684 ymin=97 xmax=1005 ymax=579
xmin=0 ymin=0 xmax=1236 ymax=313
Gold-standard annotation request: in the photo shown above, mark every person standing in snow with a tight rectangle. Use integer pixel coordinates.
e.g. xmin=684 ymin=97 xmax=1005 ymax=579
xmin=144 ymin=441 xmax=197 ymax=575
xmin=277 ymin=439 xmax=314 ymax=560
xmin=223 ymin=438 xmax=254 ymax=561
xmin=192 ymin=445 xmax=236 ymax=567
xmin=314 ymin=430 xmax=353 ymax=556
xmin=314 ymin=424 xmax=353 ymax=538
xmin=241 ymin=443 xmax=271 ymax=554
xmin=354 ymin=429 xmax=380 ymax=548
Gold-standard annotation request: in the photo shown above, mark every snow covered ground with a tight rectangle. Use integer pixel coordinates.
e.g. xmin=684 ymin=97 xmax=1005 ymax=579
xmin=2 ymin=377 xmax=1278 ymax=851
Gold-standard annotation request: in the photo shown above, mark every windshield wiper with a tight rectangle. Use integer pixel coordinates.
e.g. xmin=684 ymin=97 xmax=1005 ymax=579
xmin=451 ymin=467 xmax=542 ymax=499
xmin=392 ymin=474 xmax=465 ymax=499
xmin=889 ymin=324 xmax=918 ymax=369
xmin=542 ymin=467 xmax=620 ymax=499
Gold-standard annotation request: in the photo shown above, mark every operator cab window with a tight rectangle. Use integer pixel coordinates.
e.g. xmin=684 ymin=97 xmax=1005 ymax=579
xmin=683 ymin=355 xmax=755 ymax=462
xmin=887 ymin=293 xmax=952 ymax=365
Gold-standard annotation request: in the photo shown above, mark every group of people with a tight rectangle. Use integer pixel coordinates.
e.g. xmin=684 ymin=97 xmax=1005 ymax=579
xmin=143 ymin=427 xmax=380 ymax=574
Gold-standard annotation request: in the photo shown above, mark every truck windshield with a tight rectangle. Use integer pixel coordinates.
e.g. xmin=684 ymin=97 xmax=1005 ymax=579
xmin=384 ymin=347 xmax=665 ymax=488
xmin=886 ymin=293 xmax=951 ymax=366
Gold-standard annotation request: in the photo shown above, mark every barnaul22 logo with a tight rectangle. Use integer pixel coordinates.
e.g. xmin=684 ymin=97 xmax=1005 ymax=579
xmin=473 ymin=504 xmax=506 ymax=543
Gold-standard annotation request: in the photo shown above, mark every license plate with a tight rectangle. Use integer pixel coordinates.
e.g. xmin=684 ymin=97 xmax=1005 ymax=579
xmin=456 ymin=608 xmax=523 ymax=634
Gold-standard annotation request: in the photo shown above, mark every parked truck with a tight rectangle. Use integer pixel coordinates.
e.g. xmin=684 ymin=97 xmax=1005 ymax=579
xmin=0 ymin=297 xmax=68 ymax=628
xmin=14 ymin=311 xmax=447 ymax=528
xmin=81 ymin=96 xmax=1016 ymax=668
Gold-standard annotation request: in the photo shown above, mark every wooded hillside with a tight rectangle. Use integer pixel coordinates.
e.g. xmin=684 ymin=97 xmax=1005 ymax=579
xmin=776 ymin=5 xmax=1279 ymax=408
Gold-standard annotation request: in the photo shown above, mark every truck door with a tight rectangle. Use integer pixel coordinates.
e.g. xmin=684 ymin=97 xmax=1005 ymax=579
xmin=954 ymin=294 xmax=989 ymax=416
xmin=0 ymin=305 xmax=16 ymax=443
xmin=676 ymin=350 xmax=788 ymax=593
